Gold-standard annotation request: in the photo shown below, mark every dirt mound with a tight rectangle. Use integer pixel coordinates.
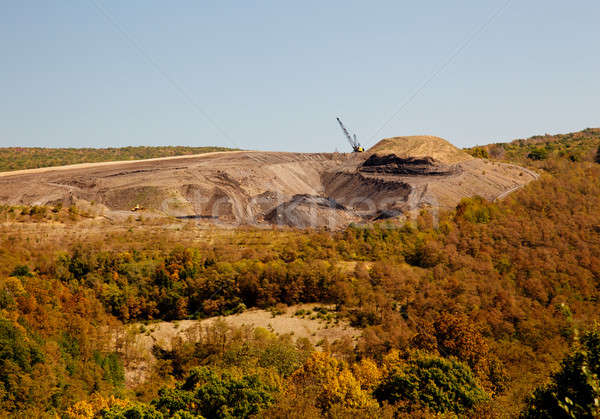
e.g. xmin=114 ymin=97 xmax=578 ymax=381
xmin=368 ymin=136 xmax=473 ymax=164
xmin=265 ymin=194 xmax=359 ymax=229
xmin=323 ymin=171 xmax=412 ymax=214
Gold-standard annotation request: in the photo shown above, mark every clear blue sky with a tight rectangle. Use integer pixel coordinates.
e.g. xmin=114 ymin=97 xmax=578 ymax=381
xmin=1 ymin=1 xmax=599 ymax=151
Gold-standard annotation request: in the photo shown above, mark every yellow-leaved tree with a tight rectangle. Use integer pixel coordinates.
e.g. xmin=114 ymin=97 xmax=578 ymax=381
xmin=288 ymin=352 xmax=378 ymax=411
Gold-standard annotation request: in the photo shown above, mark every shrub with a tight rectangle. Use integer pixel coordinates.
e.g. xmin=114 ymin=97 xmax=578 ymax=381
xmin=469 ymin=147 xmax=489 ymax=159
xmin=101 ymin=402 xmax=164 ymax=418
xmin=528 ymin=148 xmax=549 ymax=160
xmin=10 ymin=265 xmax=32 ymax=277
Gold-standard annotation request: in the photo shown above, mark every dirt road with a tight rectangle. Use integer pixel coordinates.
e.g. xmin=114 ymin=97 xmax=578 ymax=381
xmin=0 ymin=150 xmax=249 ymax=178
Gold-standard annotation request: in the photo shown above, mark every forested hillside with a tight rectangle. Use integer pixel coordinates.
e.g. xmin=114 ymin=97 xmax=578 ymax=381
xmin=466 ymin=127 xmax=600 ymax=163
xmin=0 ymin=146 xmax=236 ymax=172
xmin=1 ymin=129 xmax=599 ymax=417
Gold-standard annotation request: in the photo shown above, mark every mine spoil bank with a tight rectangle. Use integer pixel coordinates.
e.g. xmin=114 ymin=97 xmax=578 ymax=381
xmin=0 ymin=137 xmax=537 ymax=228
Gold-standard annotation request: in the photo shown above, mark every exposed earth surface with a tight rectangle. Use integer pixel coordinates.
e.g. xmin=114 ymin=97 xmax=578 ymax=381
xmin=0 ymin=136 xmax=537 ymax=228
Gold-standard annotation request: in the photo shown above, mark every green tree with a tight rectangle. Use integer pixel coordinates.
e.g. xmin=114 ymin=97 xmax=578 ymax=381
xmin=94 ymin=352 xmax=125 ymax=388
xmin=101 ymin=402 xmax=165 ymax=419
xmin=454 ymin=196 xmax=498 ymax=224
xmin=153 ymin=367 xmax=276 ymax=418
xmin=374 ymin=352 xmax=489 ymax=415
xmin=468 ymin=147 xmax=489 ymax=159
xmin=0 ymin=318 xmax=45 ymax=412
xmin=528 ymin=148 xmax=549 ymax=160
xmin=521 ymin=325 xmax=600 ymax=418
xmin=10 ymin=265 xmax=32 ymax=277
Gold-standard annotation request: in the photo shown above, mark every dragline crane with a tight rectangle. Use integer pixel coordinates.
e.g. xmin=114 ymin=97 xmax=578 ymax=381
xmin=336 ymin=117 xmax=364 ymax=152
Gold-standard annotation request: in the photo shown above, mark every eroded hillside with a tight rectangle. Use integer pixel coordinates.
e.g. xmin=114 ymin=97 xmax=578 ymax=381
xmin=0 ymin=136 xmax=536 ymax=228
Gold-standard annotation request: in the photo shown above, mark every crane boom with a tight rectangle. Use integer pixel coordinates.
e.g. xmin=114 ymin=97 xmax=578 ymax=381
xmin=336 ymin=117 xmax=364 ymax=152
xmin=337 ymin=117 xmax=354 ymax=146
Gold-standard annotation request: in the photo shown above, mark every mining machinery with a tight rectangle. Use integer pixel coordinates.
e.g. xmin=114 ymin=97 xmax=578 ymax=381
xmin=336 ymin=117 xmax=364 ymax=152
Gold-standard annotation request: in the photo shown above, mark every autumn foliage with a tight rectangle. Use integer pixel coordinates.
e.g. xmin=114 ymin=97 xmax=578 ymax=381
xmin=1 ymin=128 xmax=600 ymax=416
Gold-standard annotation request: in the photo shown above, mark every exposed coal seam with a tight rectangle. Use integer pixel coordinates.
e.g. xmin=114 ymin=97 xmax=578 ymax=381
xmin=360 ymin=154 xmax=462 ymax=176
